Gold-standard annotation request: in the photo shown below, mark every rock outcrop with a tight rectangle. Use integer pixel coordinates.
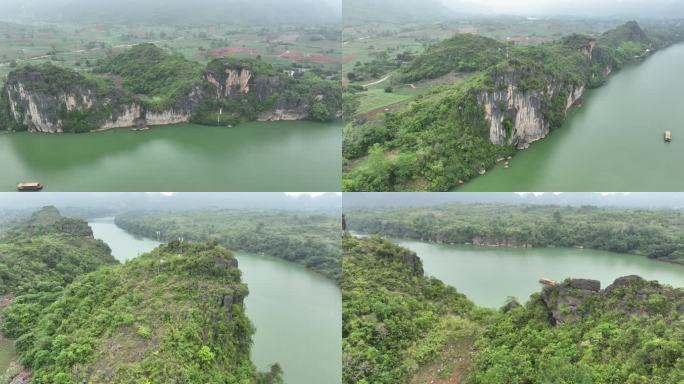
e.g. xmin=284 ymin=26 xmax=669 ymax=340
xmin=477 ymin=40 xmax=608 ymax=149
xmin=22 ymin=206 xmax=94 ymax=238
xmin=202 ymin=59 xmax=341 ymax=124
xmin=3 ymin=65 xmax=202 ymax=132
xmin=541 ymin=278 xmax=601 ymax=324
xmin=1 ymin=45 xmax=341 ymax=133
xmin=540 ymin=275 xmax=684 ymax=325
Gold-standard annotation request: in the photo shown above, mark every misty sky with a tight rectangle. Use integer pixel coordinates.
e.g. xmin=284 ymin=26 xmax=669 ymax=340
xmin=443 ymin=0 xmax=684 ymax=17
xmin=0 ymin=192 xmax=341 ymax=213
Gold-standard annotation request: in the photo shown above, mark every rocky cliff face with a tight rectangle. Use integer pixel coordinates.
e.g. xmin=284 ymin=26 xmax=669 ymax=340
xmin=3 ymin=65 xmax=202 ymax=132
xmin=477 ymin=39 xmax=610 ymax=149
xmin=202 ymin=60 xmax=341 ymax=123
xmin=6 ymin=79 xmax=69 ymax=133
xmin=539 ymin=276 xmax=684 ymax=325
xmin=478 ymin=73 xmax=591 ymax=149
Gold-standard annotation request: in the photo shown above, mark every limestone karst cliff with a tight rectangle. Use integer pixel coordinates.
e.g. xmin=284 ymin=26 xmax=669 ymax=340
xmin=476 ymin=35 xmax=615 ymax=149
xmin=0 ymin=44 xmax=341 ymax=132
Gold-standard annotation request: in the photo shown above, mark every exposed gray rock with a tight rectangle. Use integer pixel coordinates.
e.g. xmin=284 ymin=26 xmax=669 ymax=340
xmin=569 ymin=279 xmax=601 ymax=292
xmin=604 ymin=275 xmax=644 ymax=295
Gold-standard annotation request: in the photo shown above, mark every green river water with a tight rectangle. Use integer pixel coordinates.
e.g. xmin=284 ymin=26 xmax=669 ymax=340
xmin=89 ymin=218 xmax=341 ymax=384
xmin=461 ymin=43 xmax=684 ymax=191
xmin=394 ymin=239 xmax=684 ymax=308
xmin=0 ymin=121 xmax=341 ymax=192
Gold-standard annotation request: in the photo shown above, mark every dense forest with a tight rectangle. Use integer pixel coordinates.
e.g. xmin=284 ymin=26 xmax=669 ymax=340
xmin=346 ymin=204 xmax=684 ymax=264
xmin=115 ymin=210 xmax=342 ymax=282
xmin=0 ymin=206 xmax=116 ymax=295
xmin=342 ymin=234 xmax=684 ymax=383
xmin=0 ymin=208 xmax=283 ymax=384
xmin=342 ymin=235 xmax=478 ymax=383
xmin=343 ymin=21 xmax=684 ymax=191
xmin=1 ymin=43 xmax=341 ymax=132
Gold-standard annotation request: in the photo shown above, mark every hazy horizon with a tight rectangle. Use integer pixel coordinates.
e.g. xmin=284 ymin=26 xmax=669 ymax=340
xmin=0 ymin=192 xmax=342 ymax=215
xmin=0 ymin=0 xmax=341 ymax=26
xmin=344 ymin=193 xmax=684 ymax=209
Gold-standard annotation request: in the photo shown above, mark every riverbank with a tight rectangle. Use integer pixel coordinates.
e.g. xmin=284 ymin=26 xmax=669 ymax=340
xmin=460 ymin=43 xmax=684 ymax=191
xmin=388 ymin=237 xmax=684 ymax=307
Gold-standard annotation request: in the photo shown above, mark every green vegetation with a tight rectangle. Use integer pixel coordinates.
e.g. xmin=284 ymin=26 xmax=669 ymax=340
xmin=95 ymin=43 xmax=204 ymax=111
xmin=193 ymin=57 xmax=341 ymax=126
xmin=1 ymin=42 xmax=341 ymax=132
xmin=342 ymin=234 xmax=684 ymax=383
xmin=342 ymin=235 xmax=477 ymax=384
xmin=471 ymin=276 xmax=684 ymax=383
xmin=346 ymin=203 xmax=684 ymax=264
xmin=398 ymin=34 xmax=506 ymax=83
xmin=0 ymin=207 xmax=285 ymax=383
xmin=115 ymin=210 xmax=341 ymax=282
xmin=343 ymin=21 xmax=683 ymax=191
xmin=0 ymin=206 xmax=116 ymax=295
xmin=3 ymin=241 xmax=282 ymax=384
xmin=343 ymin=75 xmax=514 ymax=191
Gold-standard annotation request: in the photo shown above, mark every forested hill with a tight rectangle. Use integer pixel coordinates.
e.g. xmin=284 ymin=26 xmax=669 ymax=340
xmin=342 ymin=235 xmax=477 ymax=383
xmin=342 ymin=235 xmax=684 ymax=383
xmin=115 ymin=210 xmax=342 ymax=282
xmin=0 ymin=206 xmax=116 ymax=295
xmin=0 ymin=43 xmax=341 ymax=133
xmin=343 ymin=21 xmax=684 ymax=192
xmin=2 ymin=241 xmax=283 ymax=383
xmin=346 ymin=204 xmax=684 ymax=264
xmin=470 ymin=275 xmax=684 ymax=383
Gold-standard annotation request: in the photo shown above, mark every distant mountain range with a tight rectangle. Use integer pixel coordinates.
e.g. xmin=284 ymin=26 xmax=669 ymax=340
xmin=0 ymin=193 xmax=342 ymax=215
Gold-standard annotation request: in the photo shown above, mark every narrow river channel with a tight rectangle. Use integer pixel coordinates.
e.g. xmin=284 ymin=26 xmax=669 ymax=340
xmin=90 ymin=218 xmax=341 ymax=384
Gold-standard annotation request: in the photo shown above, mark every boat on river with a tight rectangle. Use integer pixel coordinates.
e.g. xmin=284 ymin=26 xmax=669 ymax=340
xmin=539 ymin=277 xmax=558 ymax=286
xmin=16 ymin=182 xmax=43 ymax=191
xmin=665 ymin=131 xmax=672 ymax=142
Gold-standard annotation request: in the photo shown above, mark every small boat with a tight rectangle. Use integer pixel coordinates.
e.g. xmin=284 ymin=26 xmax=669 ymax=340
xmin=17 ymin=182 xmax=43 ymax=191
xmin=665 ymin=131 xmax=672 ymax=142
xmin=539 ymin=277 xmax=558 ymax=286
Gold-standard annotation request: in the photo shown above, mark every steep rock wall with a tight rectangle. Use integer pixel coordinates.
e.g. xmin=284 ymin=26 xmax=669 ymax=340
xmin=478 ymin=81 xmax=586 ymax=149
xmin=476 ymin=40 xmax=611 ymax=149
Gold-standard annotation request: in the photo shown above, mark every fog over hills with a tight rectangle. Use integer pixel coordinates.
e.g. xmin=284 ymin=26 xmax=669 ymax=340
xmin=0 ymin=0 xmax=341 ymax=26
xmin=344 ymin=193 xmax=684 ymax=210
xmin=0 ymin=193 xmax=342 ymax=216
xmin=441 ymin=0 xmax=684 ymax=19
xmin=344 ymin=0 xmax=684 ymax=23
xmin=343 ymin=0 xmax=459 ymax=24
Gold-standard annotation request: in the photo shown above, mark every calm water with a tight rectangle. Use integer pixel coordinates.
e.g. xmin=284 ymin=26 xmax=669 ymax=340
xmin=462 ymin=44 xmax=684 ymax=191
xmin=90 ymin=219 xmax=341 ymax=384
xmin=395 ymin=239 xmax=684 ymax=308
xmin=237 ymin=251 xmax=342 ymax=384
xmin=90 ymin=218 xmax=161 ymax=261
xmin=0 ymin=121 xmax=341 ymax=191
